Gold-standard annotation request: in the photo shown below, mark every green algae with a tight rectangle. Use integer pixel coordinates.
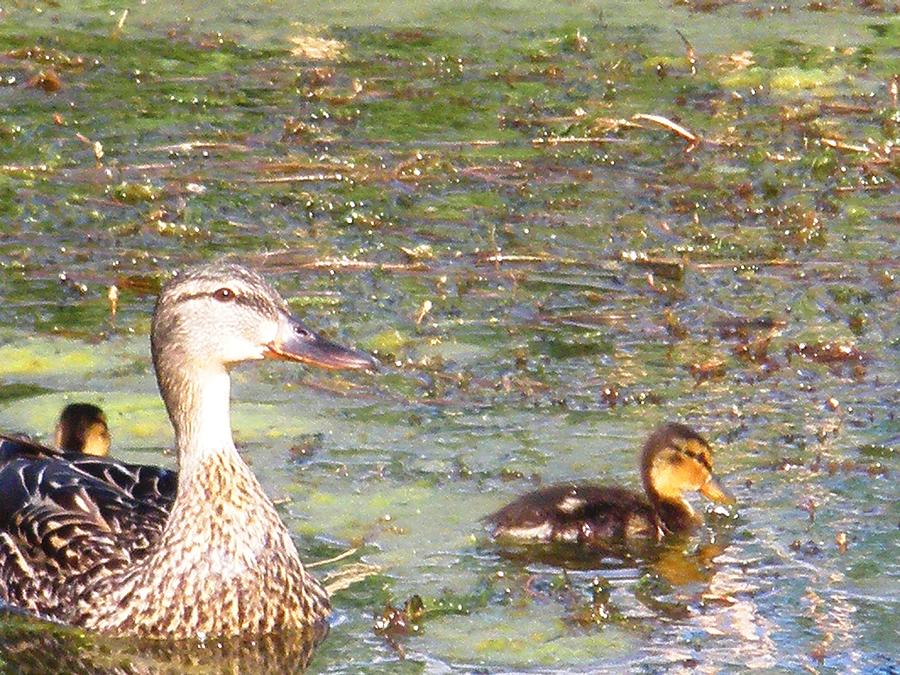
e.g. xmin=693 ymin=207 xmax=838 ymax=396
xmin=423 ymin=608 xmax=636 ymax=666
xmin=769 ymin=65 xmax=848 ymax=92
xmin=0 ymin=342 xmax=101 ymax=377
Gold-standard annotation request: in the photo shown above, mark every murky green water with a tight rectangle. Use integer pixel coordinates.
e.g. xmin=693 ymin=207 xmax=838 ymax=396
xmin=0 ymin=0 xmax=897 ymax=672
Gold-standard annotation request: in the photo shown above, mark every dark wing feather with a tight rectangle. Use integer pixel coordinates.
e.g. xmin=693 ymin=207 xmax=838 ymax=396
xmin=60 ymin=456 xmax=177 ymax=506
xmin=0 ymin=434 xmax=177 ymax=506
xmin=0 ymin=444 xmax=177 ymax=622
xmin=0 ymin=434 xmax=61 ymax=462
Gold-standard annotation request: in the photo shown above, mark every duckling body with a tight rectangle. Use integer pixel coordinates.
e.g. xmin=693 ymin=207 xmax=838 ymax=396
xmin=486 ymin=484 xmax=661 ymax=544
xmin=0 ymin=261 xmax=375 ymax=639
xmin=486 ymin=423 xmax=733 ymax=547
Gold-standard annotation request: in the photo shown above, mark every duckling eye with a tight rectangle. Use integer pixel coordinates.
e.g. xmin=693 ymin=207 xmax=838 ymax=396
xmin=213 ymin=288 xmax=235 ymax=302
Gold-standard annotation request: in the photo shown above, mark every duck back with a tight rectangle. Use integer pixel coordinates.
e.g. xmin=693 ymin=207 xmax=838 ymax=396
xmin=0 ymin=448 xmax=175 ymax=623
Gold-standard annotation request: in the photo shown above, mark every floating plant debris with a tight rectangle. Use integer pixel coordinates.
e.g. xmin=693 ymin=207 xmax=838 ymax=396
xmin=785 ymin=341 xmax=870 ymax=369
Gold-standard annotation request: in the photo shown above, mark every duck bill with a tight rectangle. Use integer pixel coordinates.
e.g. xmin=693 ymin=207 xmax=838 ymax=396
xmin=699 ymin=475 xmax=735 ymax=505
xmin=264 ymin=313 xmax=377 ymax=371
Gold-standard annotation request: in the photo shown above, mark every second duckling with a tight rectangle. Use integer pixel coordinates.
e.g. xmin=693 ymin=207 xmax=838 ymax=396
xmin=0 ymin=402 xmax=111 ymax=461
xmin=55 ymin=402 xmax=110 ymax=456
xmin=485 ymin=423 xmax=734 ymax=546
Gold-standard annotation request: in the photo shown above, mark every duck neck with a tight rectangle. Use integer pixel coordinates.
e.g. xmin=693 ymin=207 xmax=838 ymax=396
xmin=643 ymin=479 xmax=698 ymax=534
xmin=155 ymin=356 xmax=238 ymax=478
xmin=651 ymin=494 xmax=697 ymax=534
xmin=645 ymin=486 xmax=697 ymax=532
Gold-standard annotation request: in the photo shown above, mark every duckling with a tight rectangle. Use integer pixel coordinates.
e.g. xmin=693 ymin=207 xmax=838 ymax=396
xmin=55 ymin=403 xmax=111 ymax=456
xmin=0 ymin=403 xmax=109 ymax=461
xmin=0 ymin=261 xmax=376 ymax=640
xmin=485 ymin=423 xmax=734 ymax=546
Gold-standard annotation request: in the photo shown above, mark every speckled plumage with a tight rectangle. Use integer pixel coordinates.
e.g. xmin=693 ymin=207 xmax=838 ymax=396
xmin=485 ymin=423 xmax=733 ymax=546
xmin=72 ymin=449 xmax=328 ymax=638
xmin=0 ymin=261 xmax=374 ymax=640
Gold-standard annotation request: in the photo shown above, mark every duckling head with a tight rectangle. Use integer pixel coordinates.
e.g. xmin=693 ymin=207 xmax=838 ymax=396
xmin=641 ymin=423 xmax=734 ymax=521
xmin=55 ymin=402 xmax=110 ymax=456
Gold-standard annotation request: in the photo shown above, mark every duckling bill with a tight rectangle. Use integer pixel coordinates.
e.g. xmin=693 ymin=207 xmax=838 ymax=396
xmin=486 ymin=423 xmax=734 ymax=546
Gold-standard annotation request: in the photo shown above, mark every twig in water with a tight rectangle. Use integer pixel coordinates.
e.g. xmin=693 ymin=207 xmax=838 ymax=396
xmin=307 ymin=547 xmax=359 ymax=569
xmin=475 ymin=253 xmax=578 ymax=265
xmin=415 ymin=300 xmax=433 ymax=326
xmin=149 ymin=141 xmax=250 ymax=153
xmin=323 ymin=563 xmax=381 ymax=595
xmin=531 ymin=136 xmax=622 ymax=146
xmin=75 ymin=132 xmax=104 ymax=164
xmin=251 ymin=173 xmax=344 ymax=184
xmin=820 ymin=138 xmax=869 ymax=153
xmin=297 ymin=257 xmax=429 ymax=272
xmin=107 ymin=285 xmax=118 ymax=324
xmin=632 ymin=113 xmax=700 ymax=150
xmin=675 ymin=29 xmax=697 ymax=75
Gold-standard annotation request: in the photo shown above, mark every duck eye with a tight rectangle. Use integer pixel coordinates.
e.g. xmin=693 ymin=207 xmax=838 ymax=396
xmin=213 ymin=288 xmax=235 ymax=302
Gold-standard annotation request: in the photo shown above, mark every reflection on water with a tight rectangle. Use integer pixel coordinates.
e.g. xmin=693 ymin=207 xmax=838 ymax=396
xmin=484 ymin=519 xmax=789 ymax=670
xmin=0 ymin=611 xmax=328 ymax=674
xmin=654 ymin=542 xmax=722 ymax=586
xmin=490 ymin=525 xmax=732 ymax=614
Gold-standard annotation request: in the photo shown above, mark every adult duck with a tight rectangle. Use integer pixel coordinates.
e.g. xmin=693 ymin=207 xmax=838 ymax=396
xmin=0 ymin=261 xmax=376 ymax=639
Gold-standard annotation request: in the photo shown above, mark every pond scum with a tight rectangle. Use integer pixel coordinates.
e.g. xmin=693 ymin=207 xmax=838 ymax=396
xmin=0 ymin=0 xmax=897 ymax=672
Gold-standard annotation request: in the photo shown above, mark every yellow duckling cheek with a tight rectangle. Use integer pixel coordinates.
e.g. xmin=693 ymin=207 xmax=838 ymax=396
xmin=651 ymin=449 xmax=702 ymax=496
xmin=82 ymin=424 xmax=111 ymax=457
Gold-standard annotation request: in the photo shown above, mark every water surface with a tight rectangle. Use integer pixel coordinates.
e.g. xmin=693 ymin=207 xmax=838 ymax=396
xmin=0 ymin=0 xmax=897 ymax=672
